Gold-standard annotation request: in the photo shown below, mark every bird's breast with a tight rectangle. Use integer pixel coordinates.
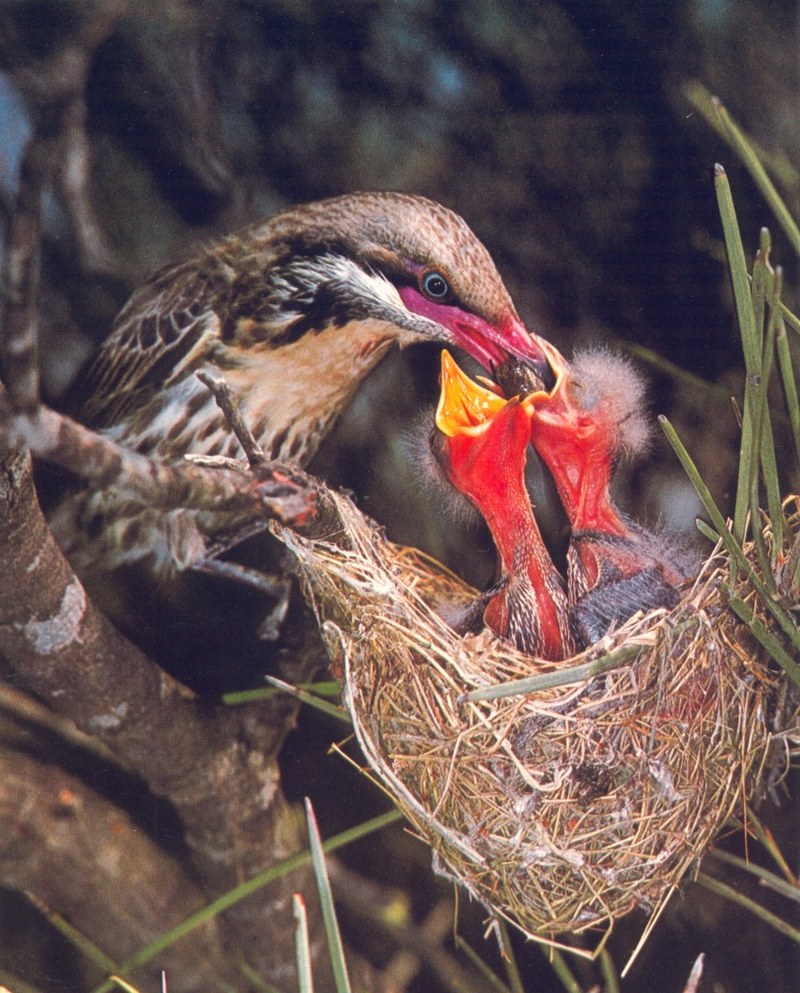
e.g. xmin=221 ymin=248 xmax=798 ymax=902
xmin=99 ymin=317 xmax=405 ymax=466
xmin=221 ymin=317 xmax=403 ymax=462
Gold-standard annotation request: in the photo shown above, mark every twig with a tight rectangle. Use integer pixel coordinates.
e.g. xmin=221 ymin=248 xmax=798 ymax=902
xmin=196 ymin=368 xmax=267 ymax=467
xmin=0 ymin=122 xmax=52 ymax=411
xmin=59 ymin=87 xmax=121 ymax=276
xmin=4 ymin=399 xmax=317 ymax=525
xmin=0 ymin=0 xmax=129 ymax=410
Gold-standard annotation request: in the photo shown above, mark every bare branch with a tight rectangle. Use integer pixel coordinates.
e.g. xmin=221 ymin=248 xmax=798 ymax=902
xmin=58 ymin=89 xmax=121 ymax=277
xmin=0 ymin=124 xmax=51 ymax=411
xmin=0 ymin=0 xmax=130 ymax=411
xmin=196 ymin=368 xmax=267 ymax=467
xmin=4 ymin=400 xmax=318 ymax=526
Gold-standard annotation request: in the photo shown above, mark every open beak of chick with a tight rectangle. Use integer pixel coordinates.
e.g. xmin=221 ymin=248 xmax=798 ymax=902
xmin=495 ymin=341 xmax=628 ymax=536
xmin=435 ymin=350 xmax=575 ymax=660
xmin=496 ymin=344 xmax=698 ymax=645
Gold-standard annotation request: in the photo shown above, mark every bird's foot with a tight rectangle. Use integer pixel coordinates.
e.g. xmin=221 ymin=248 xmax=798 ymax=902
xmin=250 ymin=462 xmax=319 ymax=528
xmin=184 ymin=452 xmax=319 ymax=529
xmin=191 ymin=555 xmax=293 ymax=642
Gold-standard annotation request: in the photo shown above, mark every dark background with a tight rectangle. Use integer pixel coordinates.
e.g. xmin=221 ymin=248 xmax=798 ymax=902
xmin=1 ymin=1 xmax=798 ymax=991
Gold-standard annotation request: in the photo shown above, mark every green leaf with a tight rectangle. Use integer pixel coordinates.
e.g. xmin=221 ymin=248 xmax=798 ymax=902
xmin=684 ymin=84 xmax=800 ymax=253
xmin=24 ymin=892 xmax=118 ymax=975
xmin=709 ymin=848 xmax=800 ymax=906
xmin=776 ymin=321 xmax=800 ymax=464
xmin=305 ymin=799 xmax=352 ymax=993
xmin=714 ymin=164 xmax=758 ymax=547
xmin=263 ymin=676 xmax=351 ymax=724
xmin=724 ymin=589 xmax=800 ymax=686
xmin=696 ymin=873 xmax=800 ymax=945
xmin=660 ymin=416 xmax=800 ymax=679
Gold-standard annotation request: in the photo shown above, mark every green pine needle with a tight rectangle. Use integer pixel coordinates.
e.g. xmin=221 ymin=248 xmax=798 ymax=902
xmin=293 ymin=895 xmax=314 ymax=993
xmin=24 ymin=893 xmax=118 ymax=975
xmin=458 ymin=644 xmax=642 ymax=703
xmin=696 ymin=873 xmax=800 ymax=945
xmin=305 ymin=799 xmax=352 ymax=993
xmin=659 ymin=416 xmax=800 ymax=679
xmin=684 ymin=83 xmax=800 ymax=252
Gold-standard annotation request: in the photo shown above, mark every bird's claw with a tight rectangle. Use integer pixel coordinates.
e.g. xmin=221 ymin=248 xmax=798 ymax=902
xmin=250 ymin=464 xmax=319 ymax=527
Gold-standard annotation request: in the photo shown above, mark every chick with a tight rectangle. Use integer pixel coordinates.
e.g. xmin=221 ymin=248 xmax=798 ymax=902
xmin=497 ymin=344 xmax=698 ymax=646
xmin=434 ymin=351 xmax=575 ymax=659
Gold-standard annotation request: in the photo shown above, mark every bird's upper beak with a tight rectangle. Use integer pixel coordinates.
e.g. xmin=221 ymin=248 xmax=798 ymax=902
xmin=397 ymin=286 xmax=554 ymax=385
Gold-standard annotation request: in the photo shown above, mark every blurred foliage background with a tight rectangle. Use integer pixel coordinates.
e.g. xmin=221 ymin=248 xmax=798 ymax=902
xmin=1 ymin=1 xmax=798 ymax=991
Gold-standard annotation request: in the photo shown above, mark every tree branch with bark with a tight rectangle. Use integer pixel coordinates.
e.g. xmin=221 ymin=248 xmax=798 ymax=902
xmin=0 ymin=8 xmax=350 ymax=989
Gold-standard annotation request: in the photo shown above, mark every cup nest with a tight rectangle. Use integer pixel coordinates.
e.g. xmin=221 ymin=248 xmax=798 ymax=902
xmin=277 ymin=490 xmax=797 ymax=945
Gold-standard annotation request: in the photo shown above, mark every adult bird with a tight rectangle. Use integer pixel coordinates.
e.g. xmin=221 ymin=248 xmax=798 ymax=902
xmin=434 ymin=351 xmax=575 ymax=660
xmin=496 ymin=342 xmax=698 ymax=646
xmin=49 ymin=192 xmax=553 ymax=587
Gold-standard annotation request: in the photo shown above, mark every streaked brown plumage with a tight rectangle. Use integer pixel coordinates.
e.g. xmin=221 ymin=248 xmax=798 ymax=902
xmin=51 ymin=192 xmax=552 ymax=580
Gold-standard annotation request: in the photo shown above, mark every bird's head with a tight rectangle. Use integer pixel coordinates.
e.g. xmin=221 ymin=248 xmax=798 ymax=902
xmin=256 ymin=192 xmax=553 ymax=381
xmin=495 ymin=343 xmax=651 ymax=531
xmin=434 ymin=350 xmax=574 ymax=660
xmin=434 ymin=350 xmax=533 ymax=524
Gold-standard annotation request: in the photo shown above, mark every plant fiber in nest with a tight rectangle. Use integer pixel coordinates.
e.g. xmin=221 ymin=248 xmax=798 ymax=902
xmin=277 ymin=489 xmax=791 ymax=943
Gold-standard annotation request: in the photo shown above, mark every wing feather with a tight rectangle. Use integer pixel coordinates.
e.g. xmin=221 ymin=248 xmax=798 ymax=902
xmin=80 ymin=258 xmax=229 ymax=428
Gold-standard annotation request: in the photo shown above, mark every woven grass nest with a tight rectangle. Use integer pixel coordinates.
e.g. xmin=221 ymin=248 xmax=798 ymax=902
xmin=277 ymin=491 xmax=795 ymax=946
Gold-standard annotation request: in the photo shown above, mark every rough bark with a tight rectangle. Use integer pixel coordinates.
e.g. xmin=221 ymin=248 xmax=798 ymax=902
xmin=0 ymin=440 xmax=330 ymax=989
xmin=0 ymin=746 xmax=233 ymax=992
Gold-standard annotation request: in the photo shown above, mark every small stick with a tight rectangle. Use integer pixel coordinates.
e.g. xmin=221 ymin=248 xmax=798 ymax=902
xmin=196 ymin=368 xmax=267 ymax=467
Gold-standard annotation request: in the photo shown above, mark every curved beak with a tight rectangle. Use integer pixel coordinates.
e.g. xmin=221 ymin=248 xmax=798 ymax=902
xmin=397 ymin=285 xmax=554 ymax=385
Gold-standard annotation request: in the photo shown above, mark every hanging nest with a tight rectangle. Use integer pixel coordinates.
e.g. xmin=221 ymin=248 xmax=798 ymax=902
xmin=276 ymin=490 xmax=796 ymax=945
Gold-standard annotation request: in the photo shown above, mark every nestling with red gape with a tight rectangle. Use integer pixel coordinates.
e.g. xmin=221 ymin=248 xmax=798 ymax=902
xmin=496 ymin=342 xmax=699 ymax=646
xmin=434 ymin=351 xmax=575 ymax=660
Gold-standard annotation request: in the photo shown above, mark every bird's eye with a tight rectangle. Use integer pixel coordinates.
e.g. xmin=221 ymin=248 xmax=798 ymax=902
xmin=421 ymin=271 xmax=450 ymax=301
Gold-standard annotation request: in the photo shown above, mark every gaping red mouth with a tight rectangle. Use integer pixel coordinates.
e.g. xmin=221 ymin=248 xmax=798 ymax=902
xmin=436 ymin=338 xmax=571 ymax=440
xmin=435 ymin=350 xmax=506 ymax=437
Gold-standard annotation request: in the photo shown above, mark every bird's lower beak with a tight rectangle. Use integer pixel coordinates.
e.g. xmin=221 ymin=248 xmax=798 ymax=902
xmin=435 ymin=350 xmax=505 ymax=438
